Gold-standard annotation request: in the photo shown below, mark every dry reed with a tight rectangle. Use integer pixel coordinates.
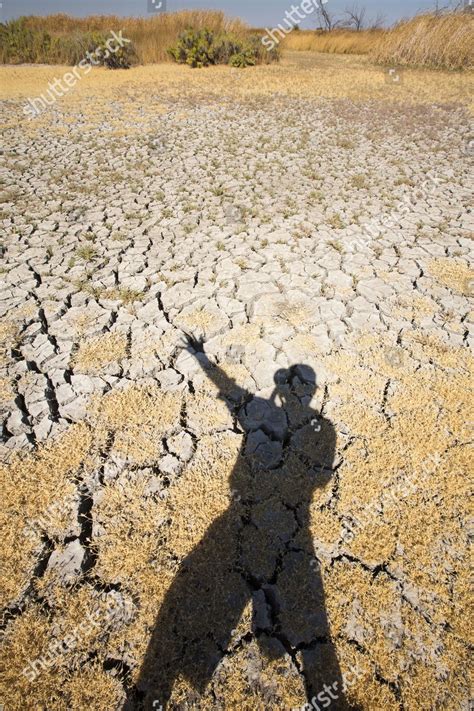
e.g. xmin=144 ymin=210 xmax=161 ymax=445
xmin=282 ymin=29 xmax=382 ymax=56
xmin=372 ymin=12 xmax=474 ymax=71
xmin=283 ymin=12 xmax=473 ymax=70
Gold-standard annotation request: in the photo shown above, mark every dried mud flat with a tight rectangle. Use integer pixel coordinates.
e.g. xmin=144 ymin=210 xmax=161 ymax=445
xmin=0 ymin=57 xmax=473 ymax=710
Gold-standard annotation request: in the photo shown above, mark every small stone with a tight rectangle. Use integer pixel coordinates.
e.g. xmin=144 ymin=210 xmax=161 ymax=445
xmin=167 ymin=431 xmax=194 ymax=461
xmin=159 ymin=453 xmax=181 ymax=476
xmin=47 ymin=539 xmax=85 ymax=583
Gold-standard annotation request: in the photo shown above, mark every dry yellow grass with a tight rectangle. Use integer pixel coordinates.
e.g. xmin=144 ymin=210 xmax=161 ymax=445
xmin=3 ymin=10 xmax=472 ymax=69
xmin=88 ymin=384 xmax=182 ymax=465
xmin=71 ymin=333 xmax=127 ymax=374
xmin=1 ymin=332 xmax=471 ymax=710
xmin=0 ymin=423 xmax=94 ymax=607
xmin=284 ymin=13 xmax=473 ymax=70
xmin=1 ymin=53 xmax=471 ymax=121
xmin=283 ymin=28 xmax=382 ymax=55
xmin=372 ymin=12 xmax=474 ymax=71
xmin=71 ymin=332 xmax=127 ymax=374
xmin=10 ymin=11 xmax=248 ymax=64
xmin=427 ymin=258 xmax=474 ymax=295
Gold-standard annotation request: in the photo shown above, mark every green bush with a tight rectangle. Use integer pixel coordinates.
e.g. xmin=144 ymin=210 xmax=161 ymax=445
xmin=0 ymin=18 xmax=52 ymax=63
xmin=0 ymin=20 xmax=136 ymax=68
xmin=229 ymin=50 xmax=256 ymax=68
xmin=167 ymin=28 xmax=216 ymax=68
xmin=168 ymin=28 xmax=279 ymax=68
xmin=95 ymin=36 xmax=137 ymax=69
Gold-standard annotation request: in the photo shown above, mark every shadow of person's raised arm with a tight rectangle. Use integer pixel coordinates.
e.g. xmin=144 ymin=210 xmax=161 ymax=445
xmin=183 ymin=334 xmax=250 ymax=407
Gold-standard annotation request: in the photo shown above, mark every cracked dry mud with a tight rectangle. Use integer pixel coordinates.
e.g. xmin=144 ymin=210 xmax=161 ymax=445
xmin=0 ymin=59 xmax=473 ymax=711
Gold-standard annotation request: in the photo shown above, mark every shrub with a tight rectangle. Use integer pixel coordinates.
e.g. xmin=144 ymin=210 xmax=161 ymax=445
xmin=168 ymin=28 xmax=279 ymax=68
xmin=95 ymin=36 xmax=137 ymax=69
xmin=167 ymin=28 xmax=216 ymax=67
xmin=0 ymin=20 xmax=137 ymax=67
xmin=229 ymin=50 xmax=256 ymax=68
xmin=0 ymin=18 xmax=53 ymax=63
xmin=0 ymin=13 xmax=280 ymax=66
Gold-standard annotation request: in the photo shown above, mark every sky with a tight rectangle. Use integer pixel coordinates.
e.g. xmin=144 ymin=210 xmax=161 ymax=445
xmin=1 ymin=0 xmax=447 ymax=28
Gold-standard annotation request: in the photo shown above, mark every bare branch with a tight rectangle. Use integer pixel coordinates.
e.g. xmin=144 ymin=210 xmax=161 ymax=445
xmin=368 ymin=12 xmax=386 ymax=29
xmin=344 ymin=4 xmax=367 ymax=30
xmin=316 ymin=2 xmax=342 ymax=31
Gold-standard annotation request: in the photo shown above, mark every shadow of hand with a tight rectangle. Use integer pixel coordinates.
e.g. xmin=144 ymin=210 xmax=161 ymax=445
xmin=182 ymin=333 xmax=205 ymax=354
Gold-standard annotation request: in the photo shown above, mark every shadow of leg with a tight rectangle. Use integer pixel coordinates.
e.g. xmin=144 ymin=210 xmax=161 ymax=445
xmin=134 ymin=509 xmax=249 ymax=709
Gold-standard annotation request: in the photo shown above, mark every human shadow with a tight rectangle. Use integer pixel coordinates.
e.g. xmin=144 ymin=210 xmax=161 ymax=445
xmin=128 ymin=339 xmax=349 ymax=710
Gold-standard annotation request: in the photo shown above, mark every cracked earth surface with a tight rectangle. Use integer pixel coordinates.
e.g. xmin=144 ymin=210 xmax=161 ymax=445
xmin=1 ymin=59 xmax=473 ymax=710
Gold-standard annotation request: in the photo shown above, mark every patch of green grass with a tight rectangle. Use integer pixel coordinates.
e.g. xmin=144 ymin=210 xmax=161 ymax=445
xmin=75 ymin=245 xmax=97 ymax=262
xmin=328 ymin=213 xmax=345 ymax=230
xmin=327 ymin=239 xmax=344 ymax=253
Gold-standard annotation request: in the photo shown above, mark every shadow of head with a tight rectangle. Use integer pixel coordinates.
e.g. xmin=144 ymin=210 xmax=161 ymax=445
xmin=272 ymin=363 xmax=317 ymax=402
xmin=229 ymin=363 xmax=334 ymax=503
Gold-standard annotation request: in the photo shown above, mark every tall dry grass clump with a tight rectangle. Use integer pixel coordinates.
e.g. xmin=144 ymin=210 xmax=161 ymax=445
xmin=372 ymin=12 xmax=474 ymax=70
xmin=282 ymin=28 xmax=382 ymax=55
xmin=0 ymin=10 xmax=249 ymax=64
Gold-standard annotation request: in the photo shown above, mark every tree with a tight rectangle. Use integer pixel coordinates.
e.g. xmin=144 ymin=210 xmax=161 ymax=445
xmin=344 ymin=4 xmax=367 ymax=30
xmin=316 ymin=2 xmax=342 ymax=31
xmin=368 ymin=12 xmax=386 ymax=29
